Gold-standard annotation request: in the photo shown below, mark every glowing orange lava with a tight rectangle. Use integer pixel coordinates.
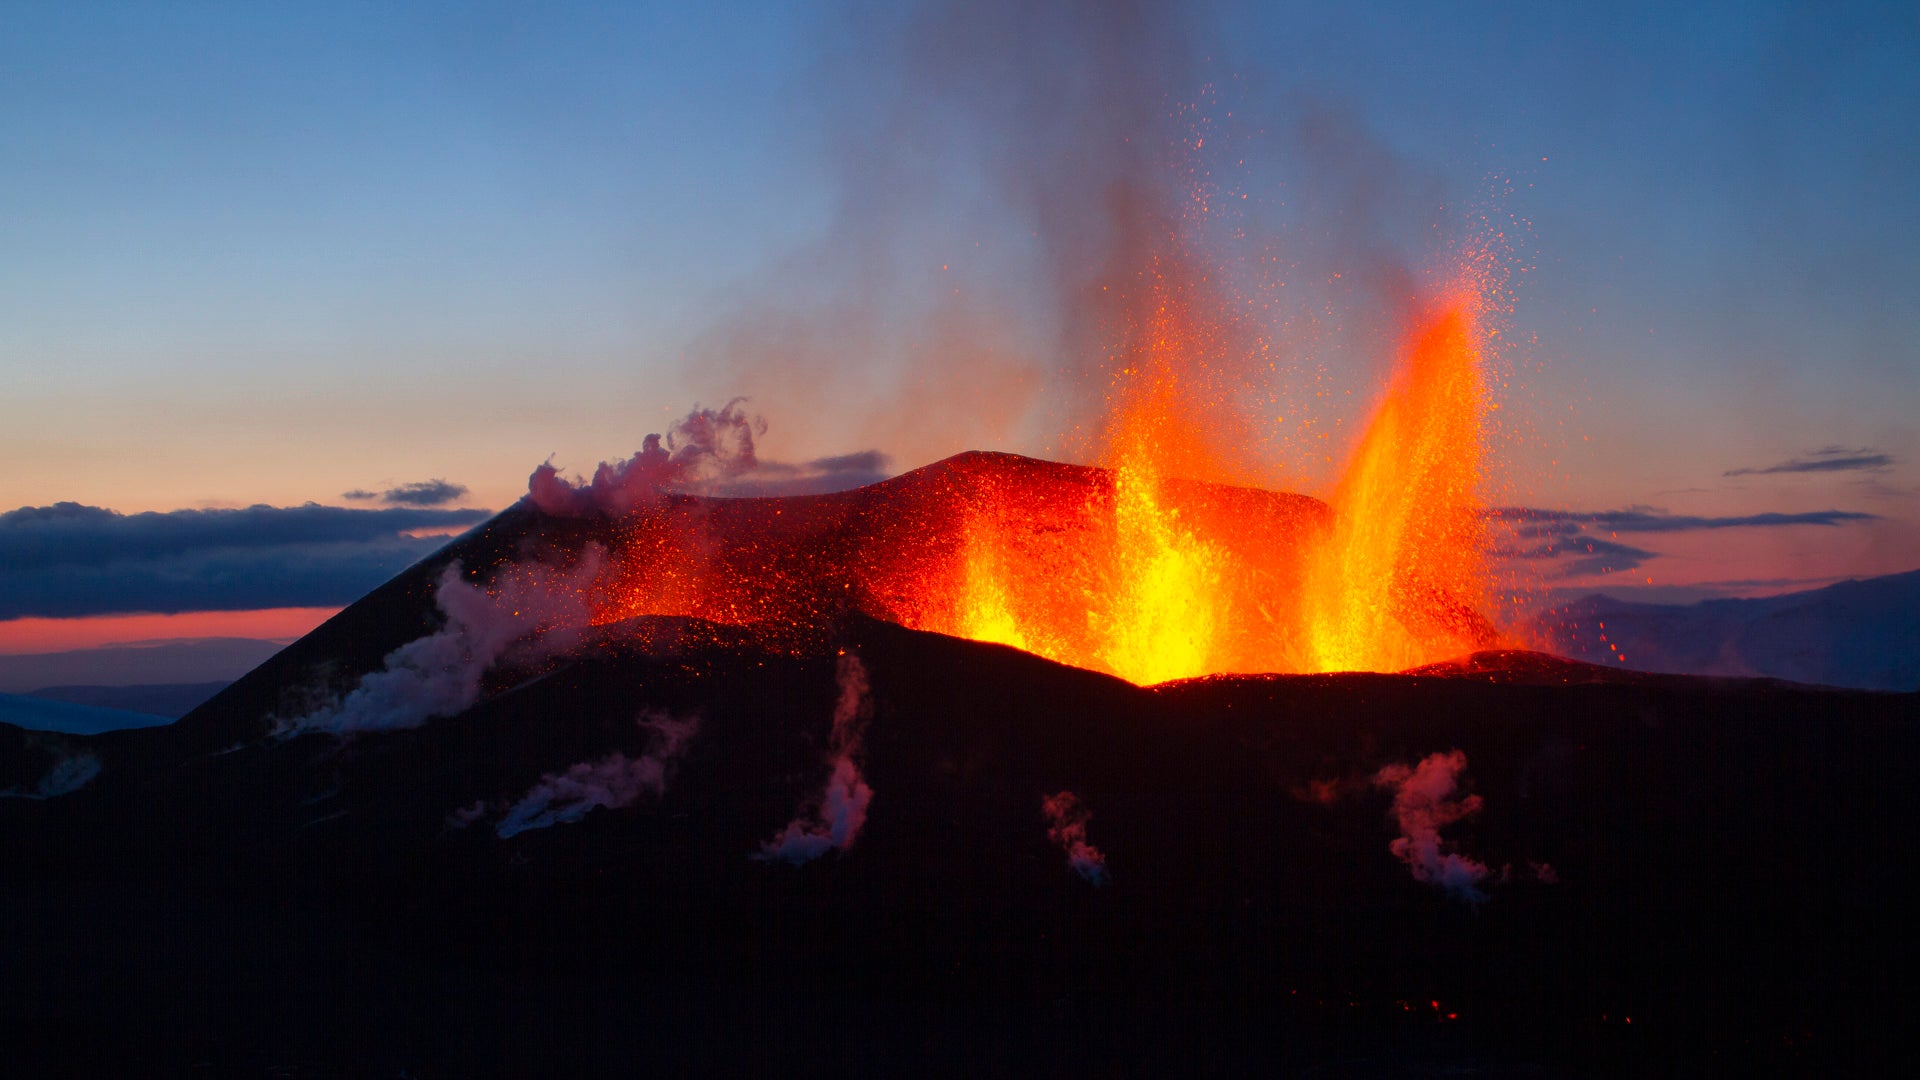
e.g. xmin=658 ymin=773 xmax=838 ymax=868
xmin=568 ymin=281 xmax=1502 ymax=685
xmin=921 ymin=284 xmax=1496 ymax=684
xmin=561 ymin=239 xmax=1502 ymax=686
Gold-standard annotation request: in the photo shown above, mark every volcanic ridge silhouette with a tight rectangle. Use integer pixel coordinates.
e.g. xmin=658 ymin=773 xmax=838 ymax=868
xmin=2 ymin=452 xmax=1914 ymax=1076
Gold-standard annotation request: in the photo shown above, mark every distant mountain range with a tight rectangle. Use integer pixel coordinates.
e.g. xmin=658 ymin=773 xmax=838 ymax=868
xmin=23 ymin=682 xmax=231 ymax=719
xmin=0 ymin=637 xmax=281 ymax=695
xmin=1530 ymin=569 xmax=1920 ymax=691
xmin=3 ymin=454 xmax=1914 ymax=1073
xmin=0 ymin=693 xmax=170 ymax=736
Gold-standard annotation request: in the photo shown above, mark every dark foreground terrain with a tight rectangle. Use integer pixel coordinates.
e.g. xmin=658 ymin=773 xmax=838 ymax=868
xmin=3 ymin=613 xmax=1915 ymax=1076
xmin=4 ymin=465 xmax=1917 ymax=1076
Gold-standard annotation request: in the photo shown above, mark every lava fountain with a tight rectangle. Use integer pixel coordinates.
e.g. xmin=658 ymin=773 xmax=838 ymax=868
xmin=928 ymin=280 xmax=1494 ymax=683
xmin=544 ymin=269 xmax=1502 ymax=686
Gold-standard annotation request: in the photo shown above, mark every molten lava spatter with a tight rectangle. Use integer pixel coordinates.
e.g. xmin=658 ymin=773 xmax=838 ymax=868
xmin=513 ymin=267 xmax=1500 ymax=685
xmin=1302 ymin=297 xmax=1489 ymax=673
xmin=927 ymin=291 xmax=1495 ymax=683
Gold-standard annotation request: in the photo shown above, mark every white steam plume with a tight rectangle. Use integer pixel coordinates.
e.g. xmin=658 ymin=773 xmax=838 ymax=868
xmin=495 ymin=713 xmax=700 ymax=838
xmin=280 ymin=547 xmax=607 ymax=736
xmin=528 ymin=400 xmax=766 ymax=516
xmin=1373 ymin=749 xmax=1491 ymax=904
xmin=1042 ymin=790 xmax=1110 ymax=886
xmin=755 ymin=652 xmax=874 ymax=865
xmin=0 ymin=751 xmax=102 ymax=801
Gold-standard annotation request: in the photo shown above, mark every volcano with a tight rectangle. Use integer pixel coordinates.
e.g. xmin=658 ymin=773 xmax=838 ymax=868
xmin=3 ymin=453 xmax=1915 ymax=1075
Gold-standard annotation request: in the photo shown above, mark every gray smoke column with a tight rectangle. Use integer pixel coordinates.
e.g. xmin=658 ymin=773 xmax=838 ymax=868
xmin=281 ymin=547 xmax=608 ymax=736
xmin=685 ymin=0 xmax=1214 ymax=470
xmin=756 ymin=652 xmax=874 ymax=865
xmin=1042 ymin=790 xmax=1110 ymax=885
xmin=528 ymin=400 xmax=765 ymax=515
xmin=682 ymin=1 xmax=1458 ymax=482
xmin=1373 ymin=749 xmax=1491 ymax=904
xmin=495 ymin=713 xmax=700 ymax=838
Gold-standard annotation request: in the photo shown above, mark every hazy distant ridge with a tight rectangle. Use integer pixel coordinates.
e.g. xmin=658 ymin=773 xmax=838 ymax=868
xmin=0 ymin=638 xmax=282 ymax=695
xmin=1534 ymin=569 xmax=1920 ymax=691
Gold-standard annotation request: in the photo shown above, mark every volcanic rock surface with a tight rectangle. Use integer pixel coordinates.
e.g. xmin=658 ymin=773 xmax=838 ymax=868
xmin=2 ymin=454 xmax=1914 ymax=1076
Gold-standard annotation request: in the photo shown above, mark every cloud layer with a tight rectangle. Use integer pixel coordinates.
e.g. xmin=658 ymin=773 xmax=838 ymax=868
xmin=343 ymin=479 xmax=471 ymax=507
xmin=0 ymin=501 xmax=490 ymax=619
xmin=1724 ymin=446 xmax=1895 ymax=477
xmin=1490 ymin=504 xmax=1878 ymax=578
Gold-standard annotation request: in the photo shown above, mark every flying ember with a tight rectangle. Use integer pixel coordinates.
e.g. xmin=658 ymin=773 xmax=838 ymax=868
xmin=924 ymin=285 xmax=1495 ymax=683
xmin=549 ymin=263 xmax=1501 ymax=686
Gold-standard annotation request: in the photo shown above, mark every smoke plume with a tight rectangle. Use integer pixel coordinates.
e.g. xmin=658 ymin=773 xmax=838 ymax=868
xmin=673 ymin=1 xmax=1468 ymax=487
xmin=756 ymin=652 xmax=874 ymax=865
xmin=529 ymin=400 xmax=766 ymax=515
xmin=281 ymin=549 xmax=607 ymax=736
xmin=0 ymin=750 xmax=101 ymax=801
xmin=1373 ymin=750 xmax=1491 ymax=904
xmin=1041 ymin=790 xmax=1110 ymax=886
xmin=495 ymin=713 xmax=699 ymax=838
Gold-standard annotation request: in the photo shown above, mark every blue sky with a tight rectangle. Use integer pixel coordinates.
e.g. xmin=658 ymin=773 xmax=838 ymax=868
xmin=1 ymin=0 xmax=1914 ymax=635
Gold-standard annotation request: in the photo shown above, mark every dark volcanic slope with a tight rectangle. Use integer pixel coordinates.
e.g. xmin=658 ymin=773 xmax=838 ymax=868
xmin=3 ymin=606 xmax=1915 ymax=1075
xmin=1535 ymin=570 xmax=1920 ymax=691
xmin=170 ymin=450 xmax=1331 ymax=749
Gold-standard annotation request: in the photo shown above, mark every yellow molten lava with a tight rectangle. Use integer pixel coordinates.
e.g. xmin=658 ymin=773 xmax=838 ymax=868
xmin=942 ymin=291 xmax=1494 ymax=685
xmin=1095 ymin=461 xmax=1224 ymax=684
xmin=957 ymin=518 xmax=1033 ymax=654
xmin=1301 ymin=299 xmax=1487 ymax=673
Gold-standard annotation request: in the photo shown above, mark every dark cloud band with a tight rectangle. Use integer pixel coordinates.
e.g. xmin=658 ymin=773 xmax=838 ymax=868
xmin=1724 ymin=446 xmax=1894 ymax=477
xmin=1487 ymin=503 xmax=1877 ymax=578
xmin=1490 ymin=506 xmax=1877 ymax=535
xmin=341 ymin=479 xmax=470 ymax=507
xmin=0 ymin=502 xmax=490 ymax=619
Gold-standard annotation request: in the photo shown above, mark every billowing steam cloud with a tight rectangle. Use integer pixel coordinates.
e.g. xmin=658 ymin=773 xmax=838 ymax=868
xmin=1374 ymin=750 xmax=1491 ymax=904
xmin=529 ymin=399 xmax=766 ymax=516
xmin=1041 ymin=790 xmax=1110 ymax=886
xmin=281 ymin=549 xmax=607 ymax=736
xmin=495 ymin=713 xmax=699 ymax=838
xmin=529 ymin=401 xmax=892 ymax=511
xmin=0 ymin=750 xmax=101 ymax=801
xmin=755 ymin=653 xmax=874 ymax=865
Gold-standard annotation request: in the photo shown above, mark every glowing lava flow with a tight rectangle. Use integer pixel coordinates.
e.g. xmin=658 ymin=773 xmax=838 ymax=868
xmin=939 ymin=290 xmax=1494 ymax=684
xmin=1301 ymin=298 xmax=1488 ymax=674
xmin=1095 ymin=461 xmax=1224 ymax=685
xmin=545 ymin=282 xmax=1501 ymax=685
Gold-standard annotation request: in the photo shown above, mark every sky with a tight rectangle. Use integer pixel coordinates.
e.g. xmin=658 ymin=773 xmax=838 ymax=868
xmin=2 ymin=0 xmax=1915 ymax=662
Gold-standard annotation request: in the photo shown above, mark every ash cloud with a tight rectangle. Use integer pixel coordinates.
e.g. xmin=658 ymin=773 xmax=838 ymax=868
xmin=495 ymin=713 xmax=699 ymax=838
xmin=1374 ymin=750 xmax=1491 ymax=904
xmin=279 ymin=549 xmax=606 ymax=736
xmin=677 ymin=1 xmax=1474 ymax=478
xmin=1041 ymin=790 xmax=1110 ymax=886
xmin=0 ymin=501 xmax=490 ymax=619
xmin=756 ymin=653 xmax=874 ymax=865
xmin=343 ymin=479 xmax=471 ymax=507
xmin=1724 ymin=446 xmax=1895 ymax=477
